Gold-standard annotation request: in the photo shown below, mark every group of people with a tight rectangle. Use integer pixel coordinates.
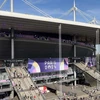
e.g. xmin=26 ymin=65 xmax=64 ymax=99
xmin=58 ymin=86 xmax=100 ymax=100
xmin=60 ymin=95 xmax=100 ymax=100
xmin=10 ymin=67 xmax=29 ymax=79
xmin=9 ymin=67 xmax=43 ymax=100
xmin=23 ymin=94 xmax=37 ymax=100
xmin=81 ymin=87 xmax=100 ymax=100
xmin=10 ymin=68 xmax=22 ymax=78
xmin=15 ymin=81 xmax=23 ymax=91
xmin=15 ymin=33 xmax=94 ymax=49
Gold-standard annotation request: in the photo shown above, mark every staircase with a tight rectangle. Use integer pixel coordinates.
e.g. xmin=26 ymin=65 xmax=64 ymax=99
xmin=74 ymin=62 xmax=100 ymax=86
xmin=6 ymin=66 xmax=45 ymax=100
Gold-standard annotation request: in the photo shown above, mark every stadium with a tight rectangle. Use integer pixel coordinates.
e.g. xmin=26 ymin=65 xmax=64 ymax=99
xmin=0 ymin=0 xmax=100 ymax=100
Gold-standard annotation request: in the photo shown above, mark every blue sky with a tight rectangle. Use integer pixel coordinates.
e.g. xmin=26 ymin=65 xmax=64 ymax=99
xmin=0 ymin=0 xmax=100 ymax=22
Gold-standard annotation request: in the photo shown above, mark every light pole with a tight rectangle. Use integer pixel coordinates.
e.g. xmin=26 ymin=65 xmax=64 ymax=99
xmin=11 ymin=0 xmax=14 ymax=12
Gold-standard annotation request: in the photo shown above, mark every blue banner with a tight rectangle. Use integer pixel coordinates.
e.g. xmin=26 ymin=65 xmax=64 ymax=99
xmin=28 ymin=58 xmax=68 ymax=73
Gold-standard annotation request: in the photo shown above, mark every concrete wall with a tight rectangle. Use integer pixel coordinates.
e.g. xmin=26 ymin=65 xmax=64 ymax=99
xmin=0 ymin=39 xmax=11 ymax=59
xmin=0 ymin=39 xmax=94 ymax=59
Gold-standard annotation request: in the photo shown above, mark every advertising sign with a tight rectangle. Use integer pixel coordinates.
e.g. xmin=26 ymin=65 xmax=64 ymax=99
xmin=28 ymin=58 xmax=68 ymax=73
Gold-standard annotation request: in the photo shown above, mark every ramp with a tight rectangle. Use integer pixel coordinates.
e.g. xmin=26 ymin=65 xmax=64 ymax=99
xmin=6 ymin=67 xmax=45 ymax=100
xmin=74 ymin=62 xmax=100 ymax=86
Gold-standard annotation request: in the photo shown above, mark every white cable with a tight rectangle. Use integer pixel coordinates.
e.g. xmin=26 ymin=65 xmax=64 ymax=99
xmin=22 ymin=0 xmax=52 ymax=18
xmin=24 ymin=0 xmax=47 ymax=16
xmin=78 ymin=9 xmax=93 ymax=20
xmin=59 ymin=8 xmax=73 ymax=18
xmin=95 ymin=19 xmax=100 ymax=25
xmin=22 ymin=0 xmax=44 ymax=15
xmin=77 ymin=9 xmax=90 ymax=22
xmin=79 ymin=10 xmax=100 ymax=25
xmin=24 ymin=0 xmax=52 ymax=17
xmin=78 ymin=9 xmax=100 ymax=25
xmin=0 ymin=0 xmax=7 ymax=9
xmin=90 ymin=17 xmax=99 ymax=25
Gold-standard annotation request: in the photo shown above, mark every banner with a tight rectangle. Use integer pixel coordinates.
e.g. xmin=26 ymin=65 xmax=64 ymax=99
xmin=85 ymin=57 xmax=96 ymax=67
xmin=28 ymin=58 xmax=68 ymax=73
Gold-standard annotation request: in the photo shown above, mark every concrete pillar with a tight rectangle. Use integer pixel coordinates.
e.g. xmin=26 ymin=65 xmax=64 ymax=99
xmin=59 ymin=24 xmax=62 ymax=60
xmin=96 ymin=29 xmax=100 ymax=71
xmin=74 ymin=36 xmax=76 ymax=86
xmin=10 ymin=90 xmax=14 ymax=99
xmin=96 ymin=29 xmax=100 ymax=88
xmin=11 ymin=28 xmax=14 ymax=67
xmin=59 ymin=24 xmax=62 ymax=98
xmin=94 ymin=39 xmax=96 ymax=56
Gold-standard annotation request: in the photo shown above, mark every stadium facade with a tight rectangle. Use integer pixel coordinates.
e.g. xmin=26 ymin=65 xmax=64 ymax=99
xmin=0 ymin=10 xmax=98 ymax=59
xmin=0 ymin=1 xmax=100 ymax=99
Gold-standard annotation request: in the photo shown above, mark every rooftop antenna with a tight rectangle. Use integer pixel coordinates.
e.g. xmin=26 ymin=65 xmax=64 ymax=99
xmin=11 ymin=0 xmax=13 ymax=12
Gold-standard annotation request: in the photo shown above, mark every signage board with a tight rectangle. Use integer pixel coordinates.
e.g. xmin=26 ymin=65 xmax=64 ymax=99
xmin=28 ymin=58 xmax=68 ymax=73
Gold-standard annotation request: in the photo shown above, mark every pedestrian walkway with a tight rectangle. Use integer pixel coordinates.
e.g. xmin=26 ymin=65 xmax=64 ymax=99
xmin=6 ymin=66 xmax=45 ymax=100
xmin=74 ymin=62 xmax=100 ymax=86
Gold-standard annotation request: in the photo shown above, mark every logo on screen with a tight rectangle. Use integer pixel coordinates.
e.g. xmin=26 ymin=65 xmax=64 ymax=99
xmin=44 ymin=61 xmax=56 ymax=70
xmin=28 ymin=60 xmax=41 ymax=73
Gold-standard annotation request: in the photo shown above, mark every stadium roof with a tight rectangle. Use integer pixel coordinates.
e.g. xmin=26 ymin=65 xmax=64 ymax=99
xmin=0 ymin=10 xmax=100 ymax=37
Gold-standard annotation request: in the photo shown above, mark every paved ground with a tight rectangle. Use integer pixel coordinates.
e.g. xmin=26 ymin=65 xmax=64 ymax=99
xmin=45 ymin=83 xmax=100 ymax=99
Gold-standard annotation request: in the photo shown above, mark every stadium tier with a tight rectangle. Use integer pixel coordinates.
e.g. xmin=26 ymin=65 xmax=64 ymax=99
xmin=0 ymin=34 xmax=94 ymax=59
xmin=0 ymin=10 xmax=98 ymax=60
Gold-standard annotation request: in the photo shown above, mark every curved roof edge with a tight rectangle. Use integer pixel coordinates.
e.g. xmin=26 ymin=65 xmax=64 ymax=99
xmin=0 ymin=10 xmax=100 ymax=29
